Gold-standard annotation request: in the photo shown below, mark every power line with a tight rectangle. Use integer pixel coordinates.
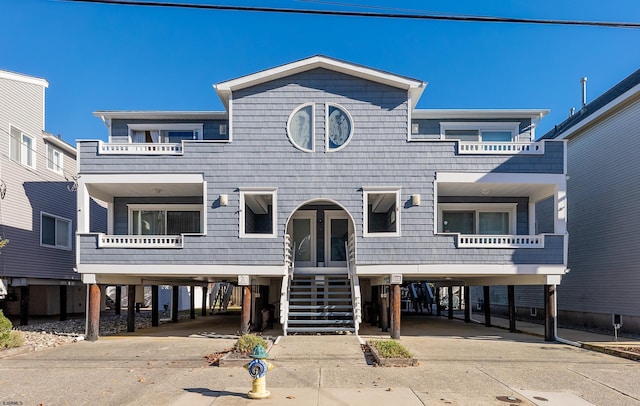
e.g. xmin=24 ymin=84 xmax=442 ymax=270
xmin=64 ymin=0 xmax=640 ymax=29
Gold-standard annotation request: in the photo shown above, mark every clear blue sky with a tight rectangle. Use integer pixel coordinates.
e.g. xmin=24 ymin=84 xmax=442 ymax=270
xmin=3 ymin=0 xmax=640 ymax=144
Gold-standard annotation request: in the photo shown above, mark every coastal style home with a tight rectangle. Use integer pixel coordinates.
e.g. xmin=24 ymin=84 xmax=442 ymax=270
xmin=541 ymin=68 xmax=640 ymax=335
xmin=0 ymin=69 xmax=81 ymax=325
xmin=76 ymin=56 xmax=568 ymax=340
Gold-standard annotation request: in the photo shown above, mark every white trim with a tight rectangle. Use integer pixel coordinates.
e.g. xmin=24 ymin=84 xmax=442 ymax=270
xmin=46 ymin=144 xmax=64 ymax=174
xmin=77 ymin=263 xmax=287 ymax=276
xmin=287 ymin=103 xmax=315 ymax=152
xmin=43 ymin=133 xmax=76 ymax=156
xmin=93 ymin=111 xmax=226 ymax=120
xmin=355 ymin=263 xmax=567 ymax=276
xmin=413 ymin=109 xmax=549 ymax=120
xmin=435 ymin=172 xmax=566 ymax=186
xmin=126 ymin=204 xmax=205 ymax=236
xmin=239 ymin=188 xmax=278 ymax=238
xmin=325 ymin=103 xmax=354 ymax=152
xmin=0 ymin=69 xmax=49 ymax=87
xmin=228 ymin=94 xmax=234 ymax=142
xmin=439 ymin=122 xmax=521 ymax=141
xmin=363 ymin=188 xmax=401 ymax=237
xmin=79 ymin=173 xmax=204 ymax=184
xmin=438 ymin=203 xmax=517 ymax=234
xmin=40 ymin=211 xmax=72 ymax=251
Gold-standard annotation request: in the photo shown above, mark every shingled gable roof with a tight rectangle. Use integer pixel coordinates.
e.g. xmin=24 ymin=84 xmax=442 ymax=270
xmin=214 ymin=55 xmax=427 ymax=110
xmin=540 ymin=67 xmax=640 ymax=140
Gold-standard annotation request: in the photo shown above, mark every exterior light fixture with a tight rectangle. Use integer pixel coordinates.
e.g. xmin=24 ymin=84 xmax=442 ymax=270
xmin=412 ymin=194 xmax=421 ymax=206
xmin=220 ymin=194 xmax=228 ymax=206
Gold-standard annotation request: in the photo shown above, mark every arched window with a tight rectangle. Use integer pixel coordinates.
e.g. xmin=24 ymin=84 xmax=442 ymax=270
xmin=287 ymin=103 xmax=314 ymax=152
xmin=326 ymin=104 xmax=353 ymax=151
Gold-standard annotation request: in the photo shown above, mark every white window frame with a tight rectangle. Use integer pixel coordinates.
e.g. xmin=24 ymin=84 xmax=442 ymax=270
xmin=127 ymin=204 xmax=205 ymax=236
xmin=326 ymin=103 xmax=354 ymax=152
xmin=10 ymin=126 xmax=36 ymax=170
xmin=40 ymin=212 xmax=72 ymax=250
xmin=363 ymin=187 xmax=401 ymax=237
xmin=46 ymin=144 xmax=63 ymax=174
xmin=440 ymin=122 xmax=520 ymax=142
xmin=239 ymin=188 xmax=278 ymax=238
xmin=287 ymin=103 xmax=315 ymax=152
xmin=127 ymin=123 xmax=203 ymax=143
xmin=438 ymin=203 xmax=517 ymax=234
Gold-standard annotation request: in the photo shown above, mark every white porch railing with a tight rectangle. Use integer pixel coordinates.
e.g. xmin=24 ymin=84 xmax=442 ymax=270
xmin=458 ymin=141 xmax=545 ymax=155
xmin=346 ymin=234 xmax=361 ymax=335
xmin=281 ymin=234 xmax=294 ymax=333
xmin=457 ymin=234 xmax=545 ymax=248
xmin=98 ymin=142 xmax=184 ymax=155
xmin=97 ymin=234 xmax=184 ymax=248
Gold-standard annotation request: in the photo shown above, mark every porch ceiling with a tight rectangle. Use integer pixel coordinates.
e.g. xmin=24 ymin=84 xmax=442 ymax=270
xmin=437 ymin=182 xmax=555 ymax=198
xmin=87 ymin=183 xmax=203 ymax=198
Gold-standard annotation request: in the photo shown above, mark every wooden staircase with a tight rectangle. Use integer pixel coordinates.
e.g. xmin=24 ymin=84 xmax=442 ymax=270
xmin=285 ymin=274 xmax=355 ymax=334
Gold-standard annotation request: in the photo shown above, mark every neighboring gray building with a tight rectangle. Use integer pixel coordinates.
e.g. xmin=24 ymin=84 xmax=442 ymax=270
xmin=77 ymin=56 xmax=568 ymax=338
xmin=542 ymin=68 xmax=640 ymax=335
xmin=0 ymin=69 xmax=82 ymax=324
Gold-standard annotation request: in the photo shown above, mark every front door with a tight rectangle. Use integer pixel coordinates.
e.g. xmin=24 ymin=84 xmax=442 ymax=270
xmin=289 ymin=211 xmax=316 ymax=268
xmin=325 ymin=210 xmax=350 ymax=267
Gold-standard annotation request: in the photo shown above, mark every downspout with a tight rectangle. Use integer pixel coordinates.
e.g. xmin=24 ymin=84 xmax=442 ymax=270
xmin=553 ymin=285 xmax=582 ymax=347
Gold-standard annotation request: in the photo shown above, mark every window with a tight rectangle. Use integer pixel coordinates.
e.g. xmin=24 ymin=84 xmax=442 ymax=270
xmin=47 ymin=145 xmax=63 ymax=174
xmin=440 ymin=122 xmax=520 ymax=142
xmin=363 ymin=188 xmax=400 ymax=237
xmin=10 ymin=126 xmax=35 ymax=169
xmin=240 ymin=189 xmax=277 ymax=238
xmin=128 ymin=124 xmax=203 ymax=143
xmin=326 ymin=104 xmax=353 ymax=151
xmin=41 ymin=213 xmax=72 ymax=250
xmin=287 ymin=104 xmax=314 ymax=152
xmin=439 ymin=204 xmax=516 ymax=235
xmin=128 ymin=205 xmax=203 ymax=235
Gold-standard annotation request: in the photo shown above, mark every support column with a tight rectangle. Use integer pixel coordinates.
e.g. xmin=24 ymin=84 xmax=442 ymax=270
xmin=201 ymin=286 xmax=208 ymax=317
xmin=380 ymin=286 xmax=389 ymax=332
xmin=390 ymin=284 xmax=401 ymax=340
xmin=127 ymin=285 xmax=136 ymax=333
xmin=59 ymin=285 xmax=68 ymax=321
xmin=115 ymin=285 xmax=122 ymax=316
xmin=86 ymin=283 xmax=101 ymax=341
xmin=464 ymin=286 xmax=471 ymax=323
xmin=151 ymin=285 xmax=159 ymax=327
xmin=241 ymin=286 xmax=251 ymax=334
xmin=508 ymin=285 xmax=516 ymax=333
xmin=190 ymin=286 xmax=196 ymax=320
xmin=447 ymin=286 xmax=454 ymax=320
xmin=483 ymin=286 xmax=491 ymax=327
xmin=172 ymin=286 xmax=179 ymax=323
xmin=19 ymin=286 xmax=29 ymax=326
xmin=544 ymin=284 xmax=556 ymax=342
xmin=435 ymin=287 xmax=441 ymax=317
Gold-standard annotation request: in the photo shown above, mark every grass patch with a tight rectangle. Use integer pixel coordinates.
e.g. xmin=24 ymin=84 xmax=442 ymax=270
xmin=369 ymin=339 xmax=412 ymax=359
xmin=234 ymin=333 xmax=267 ymax=355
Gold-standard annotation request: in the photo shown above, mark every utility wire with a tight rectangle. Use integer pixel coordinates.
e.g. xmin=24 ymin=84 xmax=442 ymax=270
xmin=64 ymin=0 xmax=640 ymax=29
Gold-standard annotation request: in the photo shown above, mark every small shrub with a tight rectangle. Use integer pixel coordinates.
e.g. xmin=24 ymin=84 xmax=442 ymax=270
xmin=0 ymin=331 xmax=24 ymax=349
xmin=369 ymin=339 xmax=412 ymax=359
xmin=0 ymin=310 xmax=13 ymax=339
xmin=235 ymin=333 xmax=267 ymax=355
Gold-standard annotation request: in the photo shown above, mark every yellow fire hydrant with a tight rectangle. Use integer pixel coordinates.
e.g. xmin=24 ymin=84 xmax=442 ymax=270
xmin=244 ymin=344 xmax=274 ymax=399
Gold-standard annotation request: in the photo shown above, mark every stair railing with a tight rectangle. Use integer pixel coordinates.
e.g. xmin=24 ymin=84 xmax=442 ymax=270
xmin=281 ymin=234 xmax=295 ymax=335
xmin=346 ymin=234 xmax=361 ymax=334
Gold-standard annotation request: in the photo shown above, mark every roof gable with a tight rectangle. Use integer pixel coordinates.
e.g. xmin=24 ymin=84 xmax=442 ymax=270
xmin=214 ymin=55 xmax=426 ymax=109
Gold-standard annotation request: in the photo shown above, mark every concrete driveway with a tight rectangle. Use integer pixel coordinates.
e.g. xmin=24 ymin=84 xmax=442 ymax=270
xmin=1 ymin=314 xmax=638 ymax=405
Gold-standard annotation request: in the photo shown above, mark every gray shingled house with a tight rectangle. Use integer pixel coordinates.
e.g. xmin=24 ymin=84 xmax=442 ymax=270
xmin=76 ymin=56 xmax=568 ymax=340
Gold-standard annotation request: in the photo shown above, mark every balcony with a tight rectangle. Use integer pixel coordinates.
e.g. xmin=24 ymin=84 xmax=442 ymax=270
xmin=97 ymin=234 xmax=184 ymax=248
xmin=457 ymin=141 xmax=545 ymax=155
xmin=99 ymin=142 xmax=183 ymax=155
xmin=456 ymin=234 xmax=544 ymax=248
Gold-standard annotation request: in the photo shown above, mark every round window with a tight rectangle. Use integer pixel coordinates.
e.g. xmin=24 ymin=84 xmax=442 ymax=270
xmin=327 ymin=104 xmax=352 ymax=151
xmin=287 ymin=104 xmax=314 ymax=152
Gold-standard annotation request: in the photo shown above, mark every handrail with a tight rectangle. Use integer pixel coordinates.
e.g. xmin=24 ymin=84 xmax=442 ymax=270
xmin=346 ymin=234 xmax=361 ymax=334
xmin=457 ymin=234 xmax=545 ymax=248
xmin=281 ymin=234 xmax=294 ymax=334
xmin=458 ymin=141 xmax=545 ymax=155
xmin=97 ymin=233 xmax=184 ymax=248
xmin=98 ymin=141 xmax=184 ymax=155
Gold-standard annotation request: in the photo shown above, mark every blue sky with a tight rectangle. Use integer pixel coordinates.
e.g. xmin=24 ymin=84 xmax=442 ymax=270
xmin=3 ymin=0 xmax=640 ymax=144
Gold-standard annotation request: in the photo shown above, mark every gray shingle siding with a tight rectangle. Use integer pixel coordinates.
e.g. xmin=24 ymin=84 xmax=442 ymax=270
xmin=79 ymin=68 xmax=565 ymax=268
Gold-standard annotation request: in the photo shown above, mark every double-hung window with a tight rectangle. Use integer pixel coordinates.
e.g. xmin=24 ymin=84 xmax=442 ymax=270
xmin=363 ymin=188 xmax=401 ymax=237
xmin=440 ymin=122 xmax=520 ymax=142
xmin=47 ymin=145 xmax=63 ymax=174
xmin=41 ymin=212 xmax=72 ymax=250
xmin=439 ymin=204 xmax=516 ymax=235
xmin=129 ymin=205 xmax=203 ymax=235
xmin=10 ymin=126 xmax=35 ymax=169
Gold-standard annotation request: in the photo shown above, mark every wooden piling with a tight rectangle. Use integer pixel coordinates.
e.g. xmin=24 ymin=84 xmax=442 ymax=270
xmin=86 ymin=283 xmax=101 ymax=341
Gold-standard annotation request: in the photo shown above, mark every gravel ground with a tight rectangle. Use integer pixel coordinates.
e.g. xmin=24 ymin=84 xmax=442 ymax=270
xmin=11 ymin=311 xmax=189 ymax=351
